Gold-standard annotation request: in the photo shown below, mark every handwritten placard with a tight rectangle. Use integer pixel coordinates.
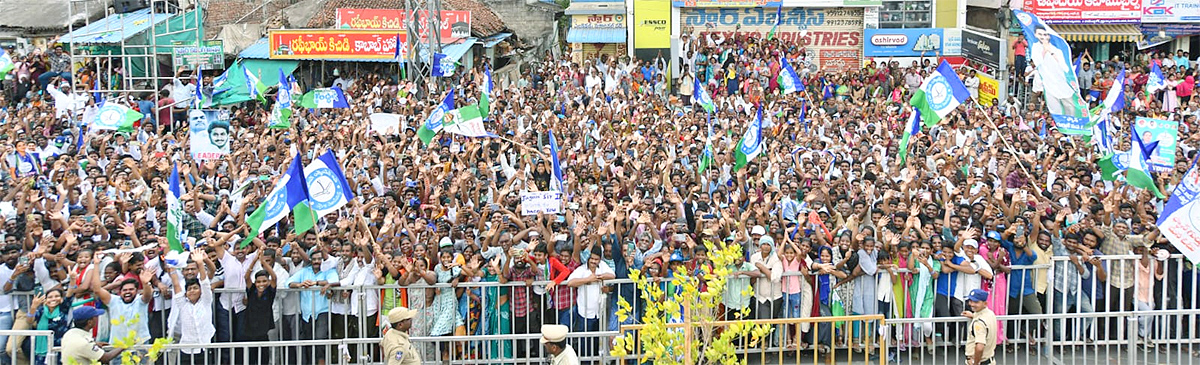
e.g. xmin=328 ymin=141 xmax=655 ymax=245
xmin=520 ymin=191 xmax=563 ymax=216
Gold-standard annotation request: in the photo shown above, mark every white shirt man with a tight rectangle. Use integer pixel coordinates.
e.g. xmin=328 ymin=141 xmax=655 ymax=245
xmin=566 ymin=259 xmax=614 ymax=320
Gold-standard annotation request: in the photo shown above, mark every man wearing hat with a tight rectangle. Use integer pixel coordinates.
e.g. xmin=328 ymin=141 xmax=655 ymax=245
xmin=962 ymin=289 xmax=997 ymax=365
xmin=540 ymin=324 xmax=579 ymax=365
xmin=61 ymin=307 xmax=125 ymax=365
xmin=381 ymin=307 xmax=420 ymax=365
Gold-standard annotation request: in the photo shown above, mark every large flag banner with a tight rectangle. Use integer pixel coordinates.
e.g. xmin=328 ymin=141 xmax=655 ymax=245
xmin=188 ymin=109 xmax=232 ymax=160
xmin=270 ymin=68 xmax=294 ymax=129
xmin=898 ymin=108 xmax=922 ymax=165
xmin=692 ymin=75 xmax=715 ymax=113
xmin=0 ymin=50 xmax=13 ymax=81
xmin=734 ymin=106 xmax=765 ymax=171
xmin=92 ymin=102 xmax=142 ymax=133
xmin=300 ymin=87 xmax=351 ymax=109
xmin=1102 ymin=68 xmax=1126 ymax=114
xmin=1013 ymin=10 xmax=1088 ymax=134
xmin=441 ymin=105 xmax=496 ymax=138
xmin=418 ymin=90 xmax=456 ymax=144
xmin=548 ymin=130 xmax=564 ymax=192
xmin=1133 ymin=117 xmax=1179 ymax=172
xmin=1147 ymin=63 xmax=1166 ymax=94
xmin=908 ymin=60 xmax=970 ymax=127
xmin=779 ymin=57 xmax=804 ymax=95
xmin=165 ymin=164 xmax=186 ymax=253
xmin=1129 ymin=126 xmax=1165 ymax=199
xmin=294 ymin=150 xmax=355 ymax=234
xmin=1157 ymin=155 xmax=1200 ymax=264
xmin=242 ymin=153 xmax=309 ymax=247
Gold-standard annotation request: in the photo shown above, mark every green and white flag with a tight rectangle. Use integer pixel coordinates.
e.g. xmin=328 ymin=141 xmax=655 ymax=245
xmin=92 ymin=102 xmax=142 ymax=133
xmin=165 ymin=164 xmax=186 ymax=253
xmin=1129 ymin=126 xmax=1165 ymax=199
xmin=897 ymin=108 xmax=922 ymax=165
xmin=734 ymin=106 xmax=764 ymax=171
xmin=241 ymin=153 xmax=308 ymax=248
xmin=418 ymin=90 xmax=455 ymax=144
xmin=909 ymin=60 xmax=970 ymax=127
xmin=0 ymin=50 xmax=13 ymax=81
xmin=442 ymin=105 xmax=496 ymax=138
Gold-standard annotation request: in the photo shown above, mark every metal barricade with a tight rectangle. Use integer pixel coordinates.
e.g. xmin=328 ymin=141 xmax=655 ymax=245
xmin=0 ymin=330 xmax=56 ymax=365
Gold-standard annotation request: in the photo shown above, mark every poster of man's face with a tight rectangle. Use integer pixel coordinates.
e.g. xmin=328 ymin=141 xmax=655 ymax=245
xmin=189 ymin=109 xmax=232 ymax=160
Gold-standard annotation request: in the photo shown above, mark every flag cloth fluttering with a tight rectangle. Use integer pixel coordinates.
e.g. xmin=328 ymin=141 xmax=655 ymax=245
xmin=909 ymin=60 xmax=971 ymax=127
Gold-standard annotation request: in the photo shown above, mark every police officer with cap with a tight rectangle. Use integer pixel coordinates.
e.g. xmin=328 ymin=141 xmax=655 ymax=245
xmin=962 ymin=289 xmax=997 ymax=365
xmin=62 ymin=306 xmax=126 ymax=364
xmin=381 ymin=307 xmax=420 ymax=365
xmin=541 ymin=324 xmax=579 ymax=365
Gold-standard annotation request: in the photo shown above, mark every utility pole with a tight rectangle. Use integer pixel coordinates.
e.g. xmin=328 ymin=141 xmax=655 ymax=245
xmin=405 ymin=0 xmax=442 ymax=99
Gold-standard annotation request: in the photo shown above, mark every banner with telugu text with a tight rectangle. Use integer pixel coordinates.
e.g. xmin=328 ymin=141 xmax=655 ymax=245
xmin=269 ymin=30 xmax=409 ymax=60
xmin=683 ymin=8 xmax=863 ymax=73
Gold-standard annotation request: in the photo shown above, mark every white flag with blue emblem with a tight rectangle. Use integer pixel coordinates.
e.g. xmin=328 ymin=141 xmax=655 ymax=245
xmin=303 ymin=150 xmax=355 ymax=217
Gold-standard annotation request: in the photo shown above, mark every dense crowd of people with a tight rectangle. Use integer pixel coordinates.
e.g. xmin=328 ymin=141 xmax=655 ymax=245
xmin=0 ymin=29 xmax=1198 ymax=365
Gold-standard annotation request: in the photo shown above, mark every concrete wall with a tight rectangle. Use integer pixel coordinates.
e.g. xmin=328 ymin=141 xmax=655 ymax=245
xmin=482 ymin=0 xmax=557 ymax=40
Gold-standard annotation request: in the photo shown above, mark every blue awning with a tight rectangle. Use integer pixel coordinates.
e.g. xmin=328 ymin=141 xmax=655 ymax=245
xmin=417 ymin=38 xmax=478 ymax=64
xmin=566 ymin=28 xmax=626 ymax=44
xmin=480 ymin=32 xmax=512 ymax=48
xmin=60 ymin=8 xmax=173 ymax=44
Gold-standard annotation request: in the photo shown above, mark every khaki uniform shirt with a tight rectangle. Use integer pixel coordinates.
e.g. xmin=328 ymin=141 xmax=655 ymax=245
xmin=551 ymin=344 xmax=581 ymax=365
xmin=381 ymin=329 xmax=420 ymax=365
xmin=965 ymin=308 xmax=998 ymax=363
xmin=62 ymin=328 xmax=105 ymax=364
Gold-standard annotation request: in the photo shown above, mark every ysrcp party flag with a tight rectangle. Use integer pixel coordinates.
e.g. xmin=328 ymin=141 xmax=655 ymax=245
xmin=270 ymin=68 xmax=293 ymax=129
xmin=187 ymin=109 xmax=232 ymax=160
xmin=300 ymin=87 xmax=351 ymax=109
xmin=0 ymin=50 xmax=13 ymax=81
xmin=244 ymin=66 xmax=267 ymax=100
xmin=1013 ymin=9 xmax=1088 ymax=134
xmin=241 ymin=153 xmax=309 ymax=247
xmin=898 ymin=108 xmax=922 ymax=165
xmin=1148 ymin=62 xmax=1166 ymax=94
xmin=692 ymin=75 xmax=715 ymax=114
xmin=418 ymin=90 xmax=456 ymax=144
xmin=734 ymin=106 xmax=765 ymax=171
xmin=92 ymin=102 xmax=142 ymax=133
xmin=779 ymin=57 xmax=804 ymax=95
xmin=1129 ymin=126 xmax=1165 ymax=199
xmin=549 ymin=130 xmax=564 ymax=192
xmin=294 ymin=150 xmax=355 ymax=234
xmin=908 ymin=60 xmax=970 ymax=127
xmin=1158 ymin=155 xmax=1200 ymax=264
xmin=165 ymin=163 xmax=186 ymax=253
xmin=441 ymin=105 xmax=496 ymax=138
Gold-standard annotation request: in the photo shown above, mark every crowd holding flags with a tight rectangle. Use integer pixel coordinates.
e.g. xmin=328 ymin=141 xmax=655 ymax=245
xmin=240 ymin=151 xmax=355 ymax=246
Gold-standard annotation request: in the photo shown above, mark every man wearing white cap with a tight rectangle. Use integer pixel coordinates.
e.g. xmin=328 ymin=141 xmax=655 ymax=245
xmin=540 ymin=324 xmax=579 ymax=365
xmin=381 ymin=307 xmax=420 ymax=365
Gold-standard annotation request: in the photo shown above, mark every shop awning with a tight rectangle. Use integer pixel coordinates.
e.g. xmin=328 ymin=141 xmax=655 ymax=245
xmin=480 ymin=32 xmax=512 ymax=48
xmin=417 ymin=38 xmax=479 ymax=64
xmin=1054 ymin=24 xmax=1143 ymax=43
xmin=59 ymin=8 xmax=173 ymax=44
xmin=566 ymin=28 xmax=626 ymax=44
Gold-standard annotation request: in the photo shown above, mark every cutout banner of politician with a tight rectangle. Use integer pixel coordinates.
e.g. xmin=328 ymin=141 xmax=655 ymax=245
xmin=1134 ymin=117 xmax=1179 ymax=173
xmin=1012 ymin=10 xmax=1089 ymax=134
xmin=684 ymin=8 xmax=863 ymax=72
xmin=187 ymin=109 xmax=232 ymax=161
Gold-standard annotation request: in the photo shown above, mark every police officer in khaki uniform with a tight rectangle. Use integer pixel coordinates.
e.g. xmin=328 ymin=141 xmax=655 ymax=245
xmin=962 ymin=289 xmax=998 ymax=365
xmin=541 ymin=324 xmax=579 ymax=365
xmin=62 ymin=307 xmax=126 ymax=365
xmin=381 ymin=307 xmax=420 ymax=365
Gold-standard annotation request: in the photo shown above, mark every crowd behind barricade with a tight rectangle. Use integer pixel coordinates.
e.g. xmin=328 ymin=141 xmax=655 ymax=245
xmin=0 ymin=30 xmax=1198 ymax=365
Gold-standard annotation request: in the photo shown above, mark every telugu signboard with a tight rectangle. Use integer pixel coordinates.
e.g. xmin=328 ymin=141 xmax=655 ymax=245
xmin=334 ymin=9 xmax=471 ymax=42
xmin=683 ymin=8 xmax=863 ymax=72
xmin=1021 ymin=0 xmax=1141 ymax=23
xmin=269 ymin=30 xmax=408 ymax=60
xmin=172 ymin=40 xmax=224 ymax=70
xmin=572 ymin=14 xmax=626 ymax=29
xmin=1141 ymin=0 xmax=1200 ymax=23
xmin=962 ymin=29 xmax=1001 ymax=72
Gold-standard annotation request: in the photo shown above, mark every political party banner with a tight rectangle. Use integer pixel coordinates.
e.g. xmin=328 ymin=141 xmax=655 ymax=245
xmin=1158 ymin=157 xmax=1200 ymax=264
xmin=1013 ymin=10 xmax=1089 ymax=135
xmin=977 ymin=73 xmax=999 ymax=106
xmin=171 ymin=40 xmax=224 ymax=71
xmin=187 ymin=109 xmax=232 ymax=160
xmin=269 ymin=30 xmax=408 ymax=60
xmin=863 ymin=28 xmax=944 ymax=57
xmin=520 ymin=191 xmax=562 ymax=216
xmin=634 ymin=0 xmax=671 ymax=60
xmin=685 ymin=8 xmax=863 ymax=72
xmin=1021 ymin=0 xmax=1140 ymax=23
xmin=334 ymin=9 xmax=471 ymax=42
xmin=1133 ymin=117 xmax=1179 ymax=173
xmin=1141 ymin=0 xmax=1200 ymax=22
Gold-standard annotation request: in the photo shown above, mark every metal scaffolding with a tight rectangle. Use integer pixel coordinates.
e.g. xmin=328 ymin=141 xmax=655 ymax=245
xmin=405 ymin=0 xmax=444 ymax=98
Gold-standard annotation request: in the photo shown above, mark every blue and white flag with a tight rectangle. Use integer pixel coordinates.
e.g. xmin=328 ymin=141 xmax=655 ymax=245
xmin=779 ymin=57 xmax=804 ymax=95
xmin=548 ymin=130 xmax=564 ymax=192
xmin=1148 ymin=62 xmax=1166 ymax=93
xmin=303 ymin=150 xmax=355 ymax=217
xmin=192 ymin=68 xmax=204 ymax=109
xmin=734 ymin=106 xmax=764 ymax=171
xmin=432 ymin=53 xmax=454 ymax=77
xmin=241 ymin=153 xmax=309 ymax=247
xmin=165 ymin=163 xmax=186 ymax=253
xmin=417 ymin=90 xmax=455 ymax=144
xmin=244 ymin=66 xmax=266 ymax=100
xmin=393 ymin=33 xmax=404 ymax=60
xmin=300 ymin=87 xmax=351 ymax=109
xmin=1157 ymin=154 xmax=1200 ymax=264
xmin=1102 ymin=68 xmax=1126 ymax=113
xmin=691 ymin=75 xmax=715 ymax=113
xmin=485 ymin=64 xmax=494 ymax=96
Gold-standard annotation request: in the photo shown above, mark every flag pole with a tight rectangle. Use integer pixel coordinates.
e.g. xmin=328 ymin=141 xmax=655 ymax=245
xmin=972 ymin=103 xmax=1039 ymax=191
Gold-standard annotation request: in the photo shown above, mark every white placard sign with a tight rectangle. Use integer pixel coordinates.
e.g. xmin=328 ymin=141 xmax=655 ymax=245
xmin=520 ymin=191 xmax=562 ymax=216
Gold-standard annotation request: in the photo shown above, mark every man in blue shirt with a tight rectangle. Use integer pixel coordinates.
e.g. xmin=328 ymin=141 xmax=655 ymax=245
xmin=934 ymin=241 xmax=969 ymax=343
xmin=286 ymin=250 xmax=339 ymax=365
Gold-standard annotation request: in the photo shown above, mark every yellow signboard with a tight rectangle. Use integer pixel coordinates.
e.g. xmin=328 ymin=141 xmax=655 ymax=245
xmin=978 ymin=73 xmax=999 ymax=107
xmin=634 ymin=0 xmax=671 ymax=50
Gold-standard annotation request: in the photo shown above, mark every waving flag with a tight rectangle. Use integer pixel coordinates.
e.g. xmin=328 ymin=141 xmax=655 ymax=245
xmin=441 ymin=105 xmax=496 ymax=138
xmin=692 ymin=75 xmax=715 ymax=113
xmin=165 ymin=163 xmax=186 ymax=253
xmin=1013 ymin=9 xmax=1088 ymax=132
xmin=244 ymin=67 xmax=267 ymax=100
xmin=898 ymin=108 xmax=922 ymax=165
xmin=1129 ymin=126 xmax=1165 ymax=198
xmin=548 ymin=130 xmax=564 ymax=192
xmin=1103 ymin=68 xmax=1126 ymax=113
xmin=1158 ymin=154 xmax=1200 ymax=265
xmin=299 ymin=87 xmax=351 ymax=109
xmin=192 ymin=68 xmax=204 ymax=109
xmin=92 ymin=102 xmax=142 ymax=132
xmin=1147 ymin=62 xmax=1166 ymax=94
xmin=241 ymin=153 xmax=309 ymax=247
xmin=734 ymin=106 xmax=765 ymax=171
xmin=0 ymin=49 xmax=13 ymax=81
xmin=418 ymin=90 xmax=456 ymax=144
xmin=293 ymin=150 xmax=355 ymax=234
xmin=766 ymin=6 xmax=783 ymax=40
xmin=93 ymin=78 xmax=102 ymax=104
xmin=485 ymin=64 xmax=494 ymax=96
xmin=393 ymin=33 xmax=404 ymax=59
xmin=269 ymin=68 xmax=293 ymax=129
xmin=909 ymin=60 xmax=970 ymax=127
xmin=779 ymin=57 xmax=804 ymax=94
xmin=699 ymin=114 xmax=715 ymax=174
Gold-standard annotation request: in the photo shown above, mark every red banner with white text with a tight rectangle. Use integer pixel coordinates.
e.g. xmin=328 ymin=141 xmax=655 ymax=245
xmin=1020 ymin=0 xmax=1140 ymax=24
xmin=335 ymin=9 xmax=472 ymax=42
xmin=269 ymin=30 xmax=409 ymax=60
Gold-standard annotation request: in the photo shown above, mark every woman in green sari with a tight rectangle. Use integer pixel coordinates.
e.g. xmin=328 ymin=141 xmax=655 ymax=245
xmin=908 ymin=241 xmax=941 ymax=353
xmin=481 ymin=254 xmax=514 ymax=359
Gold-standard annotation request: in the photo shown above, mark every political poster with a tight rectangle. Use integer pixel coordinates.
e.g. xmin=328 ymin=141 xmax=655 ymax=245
xmin=1158 ymin=156 xmax=1200 ymax=264
xmin=188 ymin=109 xmax=232 ymax=160
xmin=1133 ymin=117 xmax=1179 ymax=172
xmin=684 ymin=8 xmax=863 ymax=72
xmin=977 ymin=73 xmax=999 ymax=106
xmin=520 ymin=191 xmax=562 ymax=216
xmin=1013 ymin=10 xmax=1088 ymax=135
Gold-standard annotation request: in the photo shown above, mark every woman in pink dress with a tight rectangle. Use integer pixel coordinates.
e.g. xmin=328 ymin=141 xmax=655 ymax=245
xmin=981 ymin=238 xmax=1009 ymax=346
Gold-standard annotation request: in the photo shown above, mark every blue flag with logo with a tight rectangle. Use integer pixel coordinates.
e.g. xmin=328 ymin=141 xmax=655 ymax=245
xmin=1148 ymin=62 xmax=1166 ymax=93
xmin=549 ymin=130 xmax=564 ymax=192
xmin=1158 ymin=154 xmax=1200 ymax=226
xmin=485 ymin=64 xmax=494 ymax=96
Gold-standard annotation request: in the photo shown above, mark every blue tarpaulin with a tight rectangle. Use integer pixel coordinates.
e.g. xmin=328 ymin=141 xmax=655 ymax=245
xmin=60 ymin=9 xmax=173 ymax=44
xmin=566 ymin=28 xmax=626 ymax=44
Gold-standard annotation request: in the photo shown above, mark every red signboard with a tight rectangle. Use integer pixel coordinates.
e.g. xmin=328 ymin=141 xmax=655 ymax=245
xmin=1021 ymin=0 xmax=1141 ymax=23
xmin=269 ymin=30 xmax=409 ymax=60
xmin=335 ymin=9 xmax=472 ymax=42
xmin=818 ymin=49 xmax=860 ymax=73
